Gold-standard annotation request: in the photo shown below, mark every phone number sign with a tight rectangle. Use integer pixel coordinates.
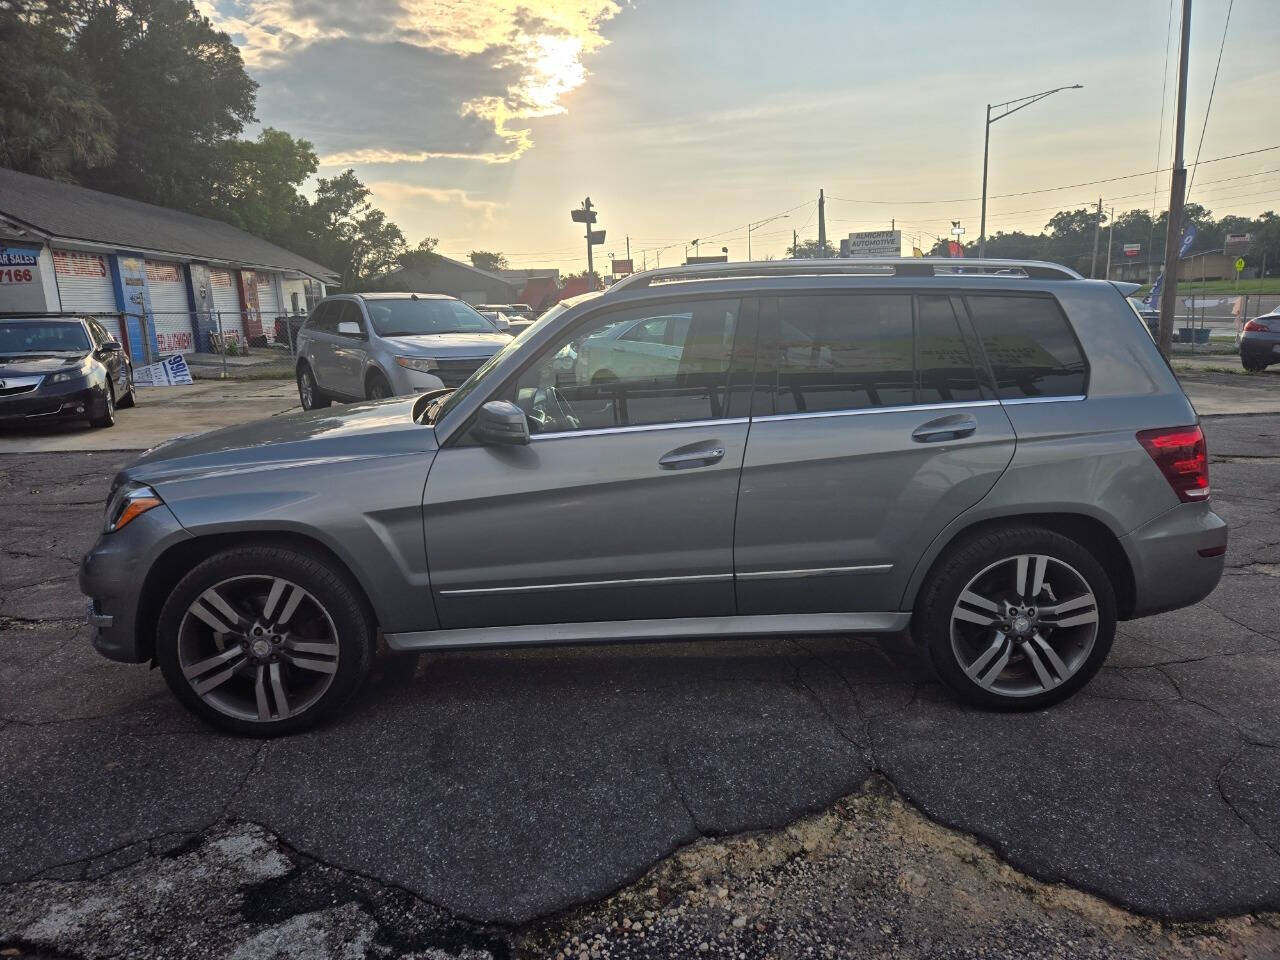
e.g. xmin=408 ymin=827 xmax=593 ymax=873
xmin=0 ymin=247 xmax=40 ymax=284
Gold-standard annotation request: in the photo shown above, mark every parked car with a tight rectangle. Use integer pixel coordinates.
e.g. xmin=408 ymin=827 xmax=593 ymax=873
xmin=1239 ymin=308 xmax=1280 ymax=372
xmin=0 ymin=314 xmax=135 ymax=429
xmin=1127 ymin=297 xmax=1161 ymax=341
xmin=80 ymin=259 xmax=1226 ymax=735
xmin=293 ymin=293 xmax=511 ymax=408
xmin=477 ymin=310 xmax=515 ymax=333
xmin=476 ymin=302 xmax=535 ymax=320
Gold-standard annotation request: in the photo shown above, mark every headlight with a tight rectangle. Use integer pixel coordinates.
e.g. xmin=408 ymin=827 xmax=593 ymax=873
xmin=395 ymin=356 xmax=439 ymax=373
xmin=48 ymin=358 xmax=94 ymax=384
xmin=104 ymin=482 xmax=163 ymax=533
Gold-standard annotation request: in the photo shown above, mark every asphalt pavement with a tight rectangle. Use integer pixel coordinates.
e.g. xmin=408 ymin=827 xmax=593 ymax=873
xmin=1 ymin=383 xmax=1279 ymax=958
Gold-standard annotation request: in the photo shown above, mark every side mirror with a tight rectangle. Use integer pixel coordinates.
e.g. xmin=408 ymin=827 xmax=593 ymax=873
xmin=473 ymin=400 xmax=530 ymax=445
xmin=337 ymin=321 xmax=362 ymax=336
xmin=100 ymin=340 xmax=122 ymax=352
xmin=491 ymin=315 xmax=511 ymax=332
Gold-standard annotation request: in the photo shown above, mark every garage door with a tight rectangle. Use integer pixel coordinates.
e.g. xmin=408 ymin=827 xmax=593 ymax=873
xmin=255 ymin=272 xmax=281 ymax=342
xmin=208 ymin=269 xmax=244 ymax=343
xmin=145 ymin=260 xmax=194 ymax=355
xmin=53 ymin=250 xmax=121 ymax=340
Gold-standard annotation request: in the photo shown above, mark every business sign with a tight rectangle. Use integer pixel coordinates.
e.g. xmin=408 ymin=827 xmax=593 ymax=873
xmin=844 ymin=230 xmax=902 ymax=258
xmin=0 ymin=247 xmax=40 ymax=285
xmin=1225 ymin=232 xmax=1253 ymax=250
xmin=134 ymin=353 xmax=193 ymax=387
xmin=1123 ymin=243 xmax=1141 ymax=258
xmin=611 ymin=259 xmax=634 ymax=275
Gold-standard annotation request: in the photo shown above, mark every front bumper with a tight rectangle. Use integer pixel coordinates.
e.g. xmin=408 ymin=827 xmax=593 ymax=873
xmin=0 ymin=382 xmax=104 ymax=423
xmin=1121 ymin=500 xmax=1227 ymax=619
xmin=79 ymin=502 xmax=192 ymax=663
xmin=387 ymin=364 xmax=447 ymax=395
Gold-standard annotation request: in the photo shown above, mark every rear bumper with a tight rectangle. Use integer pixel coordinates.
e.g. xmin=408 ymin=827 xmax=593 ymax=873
xmin=79 ymin=503 xmax=192 ymax=663
xmin=1121 ymin=500 xmax=1227 ymax=619
xmin=1239 ymin=336 xmax=1280 ymax=365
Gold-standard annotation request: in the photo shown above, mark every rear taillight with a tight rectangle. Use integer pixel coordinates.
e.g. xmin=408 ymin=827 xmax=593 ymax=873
xmin=1137 ymin=426 xmax=1209 ymax=503
xmin=1243 ymin=319 xmax=1271 ymax=332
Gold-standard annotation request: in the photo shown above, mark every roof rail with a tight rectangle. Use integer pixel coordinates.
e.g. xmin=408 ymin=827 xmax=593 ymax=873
xmin=607 ymin=257 xmax=1082 ymax=294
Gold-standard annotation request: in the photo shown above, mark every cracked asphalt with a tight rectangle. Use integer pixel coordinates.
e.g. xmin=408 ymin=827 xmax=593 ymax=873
xmin=1 ymin=395 xmax=1279 ymax=958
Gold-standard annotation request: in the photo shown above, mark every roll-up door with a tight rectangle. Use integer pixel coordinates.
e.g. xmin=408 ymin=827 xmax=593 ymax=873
xmin=145 ymin=260 xmax=194 ymax=355
xmin=255 ymin=272 xmax=282 ymax=342
xmin=208 ymin=268 xmax=245 ymax=343
xmin=53 ymin=250 xmax=121 ymax=340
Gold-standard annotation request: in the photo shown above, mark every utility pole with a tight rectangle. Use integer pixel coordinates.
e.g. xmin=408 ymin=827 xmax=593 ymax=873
xmin=1090 ymin=197 xmax=1103 ymax=278
xmin=1158 ymin=0 xmax=1192 ymax=357
xmin=793 ymin=229 xmax=798 ymax=259
xmin=570 ymin=197 xmax=605 ymax=289
xmin=626 ymin=235 xmax=630 ymax=263
xmin=1105 ymin=206 xmax=1115 ymax=280
xmin=817 ymin=189 xmax=827 ymax=256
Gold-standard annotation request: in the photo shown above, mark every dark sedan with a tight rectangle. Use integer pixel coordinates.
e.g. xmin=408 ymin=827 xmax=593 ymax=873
xmin=1240 ymin=309 xmax=1280 ymax=372
xmin=0 ymin=315 xmax=136 ymax=428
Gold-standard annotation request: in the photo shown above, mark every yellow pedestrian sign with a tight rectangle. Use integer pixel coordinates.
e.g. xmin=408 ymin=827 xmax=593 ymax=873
xmin=1235 ymin=257 xmax=1246 ymax=274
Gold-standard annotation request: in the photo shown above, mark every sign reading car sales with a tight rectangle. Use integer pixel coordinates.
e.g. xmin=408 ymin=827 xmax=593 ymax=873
xmin=844 ymin=230 xmax=902 ymax=258
xmin=0 ymin=247 xmax=40 ymax=284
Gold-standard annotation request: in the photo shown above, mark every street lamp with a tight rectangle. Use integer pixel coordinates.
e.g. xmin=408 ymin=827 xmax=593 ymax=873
xmin=978 ymin=84 xmax=1083 ymax=259
xmin=747 ymin=214 xmax=789 ymax=261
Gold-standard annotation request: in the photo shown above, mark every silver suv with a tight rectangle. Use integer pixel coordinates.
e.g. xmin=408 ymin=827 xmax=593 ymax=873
xmin=294 ymin=293 xmax=511 ymax=406
xmin=80 ymin=259 xmax=1227 ymax=735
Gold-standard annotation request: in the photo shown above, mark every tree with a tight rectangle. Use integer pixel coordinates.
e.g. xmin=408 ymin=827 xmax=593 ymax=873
xmin=203 ymin=128 xmax=317 ymax=243
xmin=0 ymin=3 xmax=115 ymax=179
xmin=469 ymin=250 xmax=508 ymax=272
xmin=71 ymin=0 xmax=258 ymax=210
xmin=787 ymin=238 xmax=837 ymax=259
xmin=300 ymin=170 xmax=407 ymax=290
xmin=399 ymin=238 xmax=440 ymax=273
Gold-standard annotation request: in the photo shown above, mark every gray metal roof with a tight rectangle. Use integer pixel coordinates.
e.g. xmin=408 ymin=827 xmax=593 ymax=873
xmin=0 ymin=167 xmax=337 ymax=281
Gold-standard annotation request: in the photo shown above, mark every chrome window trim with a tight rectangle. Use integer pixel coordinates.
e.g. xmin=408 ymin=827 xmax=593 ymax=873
xmin=737 ymin=563 xmax=893 ymax=580
xmin=751 ymin=399 xmax=1000 ymax=423
xmin=1000 ymin=394 xmax=1087 ymax=405
xmin=440 ymin=572 xmax=733 ymax=597
xmin=531 ymin=416 xmax=749 ymax=440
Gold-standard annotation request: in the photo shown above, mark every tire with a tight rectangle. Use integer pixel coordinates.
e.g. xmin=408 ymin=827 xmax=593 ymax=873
xmin=365 ymin=370 xmax=393 ymax=400
xmin=116 ymin=370 xmax=136 ymax=409
xmin=297 ymin=363 xmax=330 ymax=410
xmin=156 ymin=545 xmax=376 ymax=736
xmin=913 ymin=524 xmax=1116 ymax=711
xmin=1242 ymin=357 xmax=1268 ymax=373
xmin=88 ymin=382 xmax=115 ymax=428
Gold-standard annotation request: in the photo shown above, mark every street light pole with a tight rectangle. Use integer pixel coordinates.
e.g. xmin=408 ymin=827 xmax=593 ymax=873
xmin=747 ymin=213 xmax=790 ymax=261
xmin=978 ymin=83 xmax=1083 ymax=259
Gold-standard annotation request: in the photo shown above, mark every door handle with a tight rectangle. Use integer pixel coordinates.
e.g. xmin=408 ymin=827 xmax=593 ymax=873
xmin=911 ymin=413 xmax=978 ymax=443
xmin=659 ymin=443 xmax=726 ymax=469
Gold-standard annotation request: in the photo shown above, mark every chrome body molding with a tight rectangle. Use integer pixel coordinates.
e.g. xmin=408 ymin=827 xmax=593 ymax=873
xmin=752 ymin=400 xmax=1001 ymax=423
xmin=531 ymin=417 xmax=749 ymax=440
xmin=1000 ymin=395 xmax=1086 ymax=405
xmin=736 ymin=563 xmax=893 ymax=580
xmin=439 ymin=572 xmax=733 ymax=597
xmin=386 ymin=611 xmax=914 ymax=651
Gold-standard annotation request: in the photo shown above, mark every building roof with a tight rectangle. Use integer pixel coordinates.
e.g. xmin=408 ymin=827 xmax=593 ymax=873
xmin=0 ymin=167 xmax=336 ymax=281
xmin=380 ymin=254 xmax=520 ymax=292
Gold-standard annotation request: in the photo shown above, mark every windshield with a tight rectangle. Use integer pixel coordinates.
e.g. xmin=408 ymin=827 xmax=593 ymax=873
xmin=0 ymin=320 xmax=90 ymax=354
xmin=364 ymin=299 xmax=497 ymax=337
xmin=430 ymin=302 xmax=571 ymax=423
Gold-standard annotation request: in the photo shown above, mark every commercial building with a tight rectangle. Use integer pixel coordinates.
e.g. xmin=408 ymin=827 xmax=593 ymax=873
xmin=377 ymin=255 xmax=521 ymax=305
xmin=0 ymin=168 xmax=334 ymax=360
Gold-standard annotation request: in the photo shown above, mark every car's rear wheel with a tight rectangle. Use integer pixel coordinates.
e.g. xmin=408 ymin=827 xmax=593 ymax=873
xmin=156 ymin=545 xmax=375 ymax=736
xmin=366 ymin=370 xmax=393 ymax=400
xmin=297 ymin=363 xmax=330 ymax=409
xmin=914 ymin=524 xmax=1116 ymax=710
xmin=88 ymin=382 xmax=115 ymax=428
xmin=1242 ymin=356 xmax=1268 ymax=373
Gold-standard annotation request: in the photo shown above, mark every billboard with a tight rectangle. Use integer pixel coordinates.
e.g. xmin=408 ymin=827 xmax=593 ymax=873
xmin=1123 ymin=243 xmax=1141 ymax=258
xmin=843 ymin=230 xmax=901 ymax=258
xmin=611 ymin=259 xmax=634 ymax=275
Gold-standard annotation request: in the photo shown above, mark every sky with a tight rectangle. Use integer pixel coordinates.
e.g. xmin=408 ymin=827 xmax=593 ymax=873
xmin=197 ymin=0 xmax=1280 ymax=271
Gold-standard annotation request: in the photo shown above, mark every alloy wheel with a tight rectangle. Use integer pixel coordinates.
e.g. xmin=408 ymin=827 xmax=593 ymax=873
xmin=299 ymin=369 xmax=315 ymax=409
xmin=949 ymin=554 xmax=1099 ymax=698
xmin=177 ymin=575 xmax=340 ymax=723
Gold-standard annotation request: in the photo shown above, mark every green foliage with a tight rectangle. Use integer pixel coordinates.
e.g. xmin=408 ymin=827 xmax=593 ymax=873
xmin=298 ymin=171 xmax=406 ymax=290
xmin=469 ymin=250 xmax=508 ymax=272
xmin=0 ymin=3 xmax=115 ymax=179
xmin=787 ymin=239 xmax=838 ymax=259
xmin=204 ymin=128 xmax=317 ymax=240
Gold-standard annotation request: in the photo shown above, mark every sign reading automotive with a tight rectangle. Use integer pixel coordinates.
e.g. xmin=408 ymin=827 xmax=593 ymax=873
xmin=1123 ymin=243 xmax=1141 ymax=258
xmin=0 ymin=247 xmax=39 ymax=284
xmin=844 ymin=230 xmax=902 ymax=258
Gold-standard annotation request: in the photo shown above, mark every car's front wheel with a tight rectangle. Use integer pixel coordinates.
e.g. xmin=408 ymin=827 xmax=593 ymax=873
xmin=365 ymin=370 xmax=394 ymax=400
xmin=88 ymin=382 xmax=115 ymax=428
xmin=914 ymin=524 xmax=1116 ymax=710
xmin=156 ymin=545 xmax=375 ymax=736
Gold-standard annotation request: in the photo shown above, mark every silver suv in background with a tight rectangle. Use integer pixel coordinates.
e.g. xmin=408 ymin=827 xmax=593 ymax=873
xmin=80 ymin=259 xmax=1226 ymax=735
xmin=294 ymin=293 xmax=511 ymax=407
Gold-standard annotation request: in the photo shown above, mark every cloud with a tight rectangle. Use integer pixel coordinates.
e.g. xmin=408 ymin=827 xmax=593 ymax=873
xmin=368 ymin=181 xmax=505 ymax=219
xmin=199 ymin=0 xmax=622 ymax=164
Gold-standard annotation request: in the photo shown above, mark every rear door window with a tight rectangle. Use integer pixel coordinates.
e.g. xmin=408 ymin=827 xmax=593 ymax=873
xmin=915 ymin=295 xmax=986 ymax=404
xmin=964 ymin=295 xmax=1087 ymax=399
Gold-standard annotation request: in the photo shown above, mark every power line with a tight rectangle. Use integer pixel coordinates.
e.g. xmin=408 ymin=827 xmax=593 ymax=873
xmin=1186 ymin=0 xmax=1234 ymax=202
xmin=825 ymin=144 xmax=1280 ymax=207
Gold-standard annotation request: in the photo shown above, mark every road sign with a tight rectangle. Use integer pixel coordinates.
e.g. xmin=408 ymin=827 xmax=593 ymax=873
xmin=1235 ymin=257 xmax=1246 ymax=274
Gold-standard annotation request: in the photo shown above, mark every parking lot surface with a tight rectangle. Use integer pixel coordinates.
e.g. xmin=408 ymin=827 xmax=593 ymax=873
xmin=1 ymin=386 xmax=1279 ymax=958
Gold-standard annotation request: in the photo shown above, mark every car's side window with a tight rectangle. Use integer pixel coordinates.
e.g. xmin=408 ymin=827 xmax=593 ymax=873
xmin=306 ymin=302 xmax=334 ymax=334
xmin=915 ymin=295 xmax=986 ymax=404
xmin=507 ymin=298 xmax=741 ymax=434
xmin=335 ymin=302 xmax=365 ymax=337
xmin=963 ymin=295 xmax=1087 ymax=399
xmin=757 ymin=294 xmax=914 ymax=415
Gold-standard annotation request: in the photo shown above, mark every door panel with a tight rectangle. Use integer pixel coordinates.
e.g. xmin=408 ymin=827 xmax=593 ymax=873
xmin=733 ymin=292 xmax=1015 ymax=615
xmin=423 ymin=423 xmax=749 ymax=628
xmin=332 ymin=302 xmax=369 ymax=397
